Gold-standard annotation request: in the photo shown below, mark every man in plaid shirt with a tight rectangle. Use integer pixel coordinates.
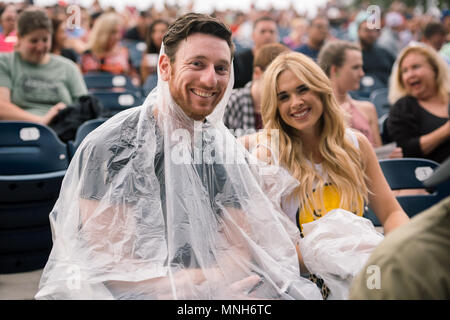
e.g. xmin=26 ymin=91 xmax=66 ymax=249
xmin=224 ymin=43 xmax=290 ymax=137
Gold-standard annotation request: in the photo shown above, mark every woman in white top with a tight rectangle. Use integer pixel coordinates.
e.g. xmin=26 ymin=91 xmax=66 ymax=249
xmin=253 ymin=51 xmax=409 ymax=236
xmin=251 ymin=52 xmax=410 ymax=298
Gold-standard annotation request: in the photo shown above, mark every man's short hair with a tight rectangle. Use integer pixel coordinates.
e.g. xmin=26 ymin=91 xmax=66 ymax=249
xmin=17 ymin=8 xmax=52 ymax=37
xmin=253 ymin=43 xmax=290 ymax=71
xmin=139 ymin=10 xmax=149 ymax=18
xmin=423 ymin=22 xmax=446 ymax=39
xmin=163 ymin=12 xmax=235 ymax=62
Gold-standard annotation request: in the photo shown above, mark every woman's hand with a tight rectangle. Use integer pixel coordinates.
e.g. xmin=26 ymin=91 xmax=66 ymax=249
xmin=388 ymin=147 xmax=403 ymax=159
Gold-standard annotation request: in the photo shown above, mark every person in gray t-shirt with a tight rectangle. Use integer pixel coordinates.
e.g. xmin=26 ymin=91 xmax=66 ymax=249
xmin=0 ymin=8 xmax=87 ymax=125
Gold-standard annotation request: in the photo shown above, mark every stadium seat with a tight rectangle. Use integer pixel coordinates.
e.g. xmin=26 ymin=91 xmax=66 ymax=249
xmin=122 ymin=40 xmax=147 ymax=70
xmin=380 ymin=158 xmax=450 ymax=217
xmin=350 ymin=73 xmax=386 ymax=99
xmin=142 ymin=73 xmax=158 ymax=96
xmin=364 ymin=158 xmax=450 ymax=226
xmin=0 ymin=122 xmax=69 ymax=273
xmin=370 ymin=87 xmax=390 ymax=118
xmin=67 ymin=118 xmax=107 ymax=159
xmin=378 ymin=113 xmax=393 ymax=144
xmin=92 ymin=90 xmax=143 ymax=117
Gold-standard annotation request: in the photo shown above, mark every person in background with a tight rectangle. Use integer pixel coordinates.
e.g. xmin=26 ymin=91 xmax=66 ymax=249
xmin=421 ymin=22 xmax=447 ymax=53
xmin=295 ymin=16 xmax=329 ymax=61
xmin=282 ymin=18 xmax=307 ymax=50
xmin=64 ymin=7 xmax=91 ymax=55
xmin=253 ymin=51 xmax=409 ymax=298
xmin=0 ymin=8 xmax=87 ymax=124
xmin=123 ymin=10 xmax=151 ymax=42
xmin=349 ymin=197 xmax=450 ymax=299
xmin=224 ymin=43 xmax=290 ymax=136
xmin=255 ymin=50 xmax=409 ymax=236
xmin=0 ymin=4 xmax=18 ymax=52
xmin=439 ymin=10 xmax=450 ymax=65
xmin=233 ymin=16 xmax=279 ymax=89
xmin=51 ymin=18 xmax=79 ymax=64
xmin=140 ymin=19 xmax=169 ymax=84
xmin=318 ymin=40 xmax=402 ymax=158
xmin=357 ymin=20 xmax=395 ymax=87
xmin=387 ymin=43 xmax=450 ymax=164
xmin=442 ymin=10 xmax=450 ymax=42
xmin=80 ymin=12 xmax=140 ymax=85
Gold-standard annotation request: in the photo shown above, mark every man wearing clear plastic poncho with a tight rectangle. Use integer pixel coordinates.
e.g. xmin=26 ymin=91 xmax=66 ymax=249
xmin=35 ymin=13 xmax=323 ymax=300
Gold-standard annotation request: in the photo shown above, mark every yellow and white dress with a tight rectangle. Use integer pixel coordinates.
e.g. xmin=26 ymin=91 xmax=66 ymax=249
xmin=278 ymin=129 xmax=364 ymax=235
xmin=279 ymin=129 xmax=365 ymax=298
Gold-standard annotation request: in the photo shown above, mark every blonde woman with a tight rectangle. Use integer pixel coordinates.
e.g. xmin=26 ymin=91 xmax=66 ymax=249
xmin=387 ymin=43 xmax=450 ymax=163
xmin=252 ymin=52 xmax=409 ymax=297
xmin=80 ymin=12 xmax=139 ymax=84
xmin=253 ymin=51 xmax=409 ymax=242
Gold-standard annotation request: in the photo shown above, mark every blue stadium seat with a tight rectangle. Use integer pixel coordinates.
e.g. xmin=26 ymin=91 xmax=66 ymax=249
xmin=0 ymin=122 xmax=69 ymax=274
xmin=92 ymin=91 xmax=143 ymax=117
xmin=350 ymin=73 xmax=386 ymax=99
xmin=142 ymin=73 xmax=158 ymax=96
xmin=121 ymin=40 xmax=147 ymax=70
xmin=364 ymin=158 xmax=450 ymax=226
xmin=378 ymin=113 xmax=393 ymax=144
xmin=0 ymin=122 xmax=68 ymax=175
xmin=370 ymin=87 xmax=390 ymax=118
xmin=83 ymin=72 xmax=139 ymax=93
xmin=67 ymin=118 xmax=107 ymax=159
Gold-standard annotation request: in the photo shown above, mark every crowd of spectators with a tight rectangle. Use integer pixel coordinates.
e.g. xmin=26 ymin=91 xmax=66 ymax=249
xmin=0 ymin=1 xmax=448 ymax=163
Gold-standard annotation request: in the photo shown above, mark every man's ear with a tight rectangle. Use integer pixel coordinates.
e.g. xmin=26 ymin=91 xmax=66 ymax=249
xmin=159 ymin=54 xmax=171 ymax=81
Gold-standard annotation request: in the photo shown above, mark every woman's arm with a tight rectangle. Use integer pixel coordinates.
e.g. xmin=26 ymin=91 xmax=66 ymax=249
xmin=0 ymin=87 xmax=65 ymax=124
xmin=419 ymin=120 xmax=450 ymax=155
xmin=357 ymin=131 xmax=410 ymax=234
xmin=355 ymin=100 xmax=383 ymax=148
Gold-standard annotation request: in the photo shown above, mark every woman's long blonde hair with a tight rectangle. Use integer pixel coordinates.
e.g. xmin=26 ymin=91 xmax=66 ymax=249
xmin=388 ymin=43 xmax=450 ymax=104
xmin=87 ymin=12 xmax=121 ymax=56
xmin=260 ymin=52 xmax=368 ymax=214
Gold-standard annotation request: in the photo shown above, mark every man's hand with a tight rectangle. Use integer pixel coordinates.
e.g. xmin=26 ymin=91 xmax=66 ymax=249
xmin=224 ymin=274 xmax=263 ymax=299
xmin=153 ymin=270 xmax=262 ymax=299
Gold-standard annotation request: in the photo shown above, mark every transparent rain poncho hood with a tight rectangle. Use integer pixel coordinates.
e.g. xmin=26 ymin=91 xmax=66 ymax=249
xmin=35 ymin=44 xmax=323 ymax=300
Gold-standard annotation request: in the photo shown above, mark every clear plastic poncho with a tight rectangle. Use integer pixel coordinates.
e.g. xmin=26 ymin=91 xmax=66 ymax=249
xmin=35 ymin=45 xmax=323 ymax=300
